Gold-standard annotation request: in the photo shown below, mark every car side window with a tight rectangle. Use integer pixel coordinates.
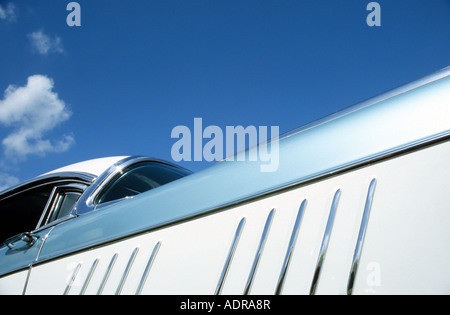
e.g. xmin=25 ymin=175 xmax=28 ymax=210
xmin=96 ymin=163 xmax=190 ymax=205
xmin=36 ymin=187 xmax=82 ymax=228
xmin=0 ymin=185 xmax=54 ymax=243
xmin=50 ymin=192 xmax=81 ymax=221
xmin=0 ymin=183 xmax=87 ymax=244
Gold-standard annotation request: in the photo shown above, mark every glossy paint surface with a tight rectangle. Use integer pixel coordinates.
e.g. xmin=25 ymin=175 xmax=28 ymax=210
xmin=43 ymin=156 xmax=128 ymax=177
xmin=39 ymin=69 xmax=450 ymax=262
xmin=25 ymin=140 xmax=450 ymax=295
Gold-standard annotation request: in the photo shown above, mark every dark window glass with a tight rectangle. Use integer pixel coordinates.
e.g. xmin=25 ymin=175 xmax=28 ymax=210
xmin=97 ymin=163 xmax=189 ymax=204
xmin=0 ymin=186 xmax=53 ymax=243
xmin=46 ymin=192 xmax=81 ymax=224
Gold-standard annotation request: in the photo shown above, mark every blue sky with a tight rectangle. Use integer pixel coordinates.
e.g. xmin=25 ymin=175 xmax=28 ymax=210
xmin=0 ymin=0 xmax=449 ymax=189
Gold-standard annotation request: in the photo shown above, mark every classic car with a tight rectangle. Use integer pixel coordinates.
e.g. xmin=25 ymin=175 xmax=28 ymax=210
xmin=0 ymin=67 xmax=449 ymax=295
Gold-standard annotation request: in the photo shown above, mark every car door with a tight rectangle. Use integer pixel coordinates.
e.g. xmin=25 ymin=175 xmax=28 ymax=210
xmin=0 ymin=184 xmax=55 ymax=294
xmin=0 ymin=181 xmax=86 ymax=294
xmin=0 ymin=229 xmax=50 ymax=294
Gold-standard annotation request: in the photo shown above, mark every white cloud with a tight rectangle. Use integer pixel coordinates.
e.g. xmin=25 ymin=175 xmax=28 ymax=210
xmin=0 ymin=173 xmax=20 ymax=192
xmin=0 ymin=75 xmax=75 ymax=160
xmin=0 ymin=3 xmax=17 ymax=22
xmin=28 ymin=30 xmax=64 ymax=55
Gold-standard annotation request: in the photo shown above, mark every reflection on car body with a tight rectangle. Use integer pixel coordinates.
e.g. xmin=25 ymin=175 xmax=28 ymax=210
xmin=1 ymin=67 xmax=450 ymax=295
xmin=0 ymin=156 xmax=190 ymax=246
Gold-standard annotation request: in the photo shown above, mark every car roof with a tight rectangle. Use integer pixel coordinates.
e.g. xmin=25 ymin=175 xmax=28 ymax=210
xmin=0 ymin=156 xmax=190 ymax=198
xmin=0 ymin=156 xmax=129 ymax=197
xmin=43 ymin=156 xmax=129 ymax=177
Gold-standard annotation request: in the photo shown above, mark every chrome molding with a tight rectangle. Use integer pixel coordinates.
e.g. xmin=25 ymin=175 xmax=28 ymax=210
xmin=35 ymin=183 xmax=87 ymax=231
xmin=244 ymin=209 xmax=275 ymax=295
xmin=80 ymin=258 xmax=99 ymax=295
xmin=136 ymin=242 xmax=161 ymax=295
xmin=0 ymin=172 xmax=95 ymax=201
xmin=64 ymin=263 xmax=81 ymax=295
xmin=97 ymin=253 xmax=118 ymax=295
xmin=275 ymin=199 xmax=307 ymax=295
xmin=310 ymin=189 xmax=341 ymax=295
xmin=215 ymin=218 xmax=246 ymax=295
xmin=22 ymin=267 xmax=32 ymax=295
xmin=36 ymin=186 xmax=59 ymax=229
xmin=347 ymin=178 xmax=377 ymax=295
xmin=116 ymin=247 xmax=139 ymax=295
xmin=281 ymin=67 xmax=450 ymax=141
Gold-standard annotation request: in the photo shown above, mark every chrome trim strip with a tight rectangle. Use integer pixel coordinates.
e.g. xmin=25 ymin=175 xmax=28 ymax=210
xmin=36 ymin=186 xmax=58 ymax=229
xmin=64 ymin=263 xmax=82 ymax=295
xmin=97 ymin=253 xmax=118 ymax=295
xmin=80 ymin=258 xmax=99 ymax=295
xmin=281 ymin=67 xmax=450 ymax=141
xmin=275 ymin=199 xmax=307 ymax=295
xmin=347 ymin=178 xmax=377 ymax=295
xmin=243 ymin=209 xmax=275 ymax=295
xmin=310 ymin=189 xmax=342 ymax=295
xmin=0 ymin=172 xmax=95 ymax=200
xmin=215 ymin=217 xmax=246 ymax=295
xmin=35 ymin=227 xmax=54 ymax=263
xmin=116 ymin=247 xmax=139 ymax=295
xmin=22 ymin=266 xmax=32 ymax=295
xmin=135 ymin=242 xmax=161 ymax=295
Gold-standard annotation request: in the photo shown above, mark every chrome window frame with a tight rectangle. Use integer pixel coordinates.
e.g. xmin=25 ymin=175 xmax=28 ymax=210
xmin=0 ymin=172 xmax=95 ymax=202
xmin=74 ymin=156 xmax=192 ymax=216
xmin=35 ymin=183 xmax=87 ymax=230
xmin=0 ymin=172 xmax=95 ymax=241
